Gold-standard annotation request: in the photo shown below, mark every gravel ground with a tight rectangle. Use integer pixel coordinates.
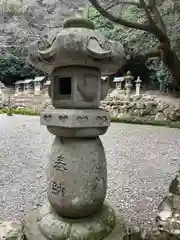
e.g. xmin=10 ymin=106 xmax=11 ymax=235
xmin=0 ymin=115 xmax=180 ymax=230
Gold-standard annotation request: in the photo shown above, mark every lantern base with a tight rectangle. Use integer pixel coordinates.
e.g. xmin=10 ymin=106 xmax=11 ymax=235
xmin=24 ymin=202 xmax=136 ymax=240
xmin=23 ymin=202 xmax=132 ymax=240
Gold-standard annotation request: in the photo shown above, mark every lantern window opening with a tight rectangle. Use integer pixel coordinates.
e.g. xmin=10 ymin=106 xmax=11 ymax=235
xmin=59 ymin=77 xmax=72 ymax=95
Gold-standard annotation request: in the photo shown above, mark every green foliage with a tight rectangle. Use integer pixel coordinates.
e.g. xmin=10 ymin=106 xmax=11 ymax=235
xmin=84 ymin=7 xmax=120 ymax=40
xmin=0 ymin=47 xmax=43 ymax=86
xmin=84 ymin=5 xmax=146 ymax=44
xmin=85 ymin=2 xmax=180 ymax=86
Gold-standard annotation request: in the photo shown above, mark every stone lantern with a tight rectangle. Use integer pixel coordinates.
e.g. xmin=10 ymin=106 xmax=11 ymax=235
xmin=124 ymin=71 xmax=133 ymax=100
xmin=113 ymin=77 xmax=124 ymax=90
xmin=135 ymin=76 xmax=142 ymax=96
xmin=24 ymin=17 xmax=125 ymax=240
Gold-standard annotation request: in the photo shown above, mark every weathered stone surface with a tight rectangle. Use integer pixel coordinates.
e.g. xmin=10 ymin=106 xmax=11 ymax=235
xmin=48 ymin=126 xmax=108 ymax=138
xmin=133 ymin=109 xmax=140 ymax=117
xmin=41 ymin=108 xmax=110 ymax=131
xmin=155 ymin=113 xmax=165 ymax=121
xmin=41 ymin=108 xmax=110 ymax=137
xmin=41 ymin=99 xmax=54 ymax=111
xmin=47 ymin=136 xmax=107 ymax=218
xmin=146 ymin=229 xmax=180 ymax=240
xmin=24 ymin=209 xmax=47 ymax=240
xmin=101 ymin=78 xmax=110 ymax=101
xmin=100 ymin=92 xmax=180 ymax=122
xmin=169 ymin=170 xmax=180 ymax=195
xmin=51 ymin=67 xmax=102 ymax=109
xmin=136 ymin=101 xmax=145 ymax=110
xmin=164 ymin=107 xmax=180 ymax=121
xmin=28 ymin=18 xmax=125 ymax=75
xmin=156 ymin=170 xmax=180 ymax=238
xmin=109 ymin=89 xmax=126 ymax=100
xmin=0 ymin=220 xmax=23 ymax=240
xmin=24 ymin=203 xmax=118 ymax=240
xmin=24 ymin=203 xmax=144 ymax=240
xmin=39 ymin=213 xmax=71 ymax=239
xmin=24 ymin=204 xmax=180 ymax=240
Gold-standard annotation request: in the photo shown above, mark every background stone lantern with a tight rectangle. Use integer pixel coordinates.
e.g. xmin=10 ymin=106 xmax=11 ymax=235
xmin=24 ymin=17 xmax=125 ymax=240
xmin=113 ymin=77 xmax=124 ymax=90
xmin=135 ymin=76 xmax=142 ymax=96
xmin=124 ymin=71 xmax=133 ymax=100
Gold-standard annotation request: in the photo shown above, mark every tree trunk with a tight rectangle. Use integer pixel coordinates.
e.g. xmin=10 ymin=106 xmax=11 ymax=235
xmin=160 ymin=43 xmax=180 ymax=88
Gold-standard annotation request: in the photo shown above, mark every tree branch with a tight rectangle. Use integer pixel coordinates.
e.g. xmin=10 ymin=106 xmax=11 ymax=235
xmin=89 ymin=0 xmax=169 ymax=42
xmin=140 ymin=0 xmax=168 ymax=42
xmin=149 ymin=0 xmax=167 ymax=34
xmin=126 ymin=48 xmax=161 ymax=62
xmin=139 ymin=0 xmax=154 ymax=24
xmin=89 ymin=0 xmax=152 ymax=31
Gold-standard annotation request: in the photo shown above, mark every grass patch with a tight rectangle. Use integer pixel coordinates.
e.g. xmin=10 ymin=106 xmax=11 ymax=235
xmin=0 ymin=108 xmax=40 ymax=116
xmin=111 ymin=116 xmax=180 ymax=129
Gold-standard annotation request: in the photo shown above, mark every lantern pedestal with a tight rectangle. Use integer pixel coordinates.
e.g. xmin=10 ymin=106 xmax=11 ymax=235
xmin=24 ymin=202 xmax=117 ymax=240
xmin=24 ymin=204 xmax=135 ymax=240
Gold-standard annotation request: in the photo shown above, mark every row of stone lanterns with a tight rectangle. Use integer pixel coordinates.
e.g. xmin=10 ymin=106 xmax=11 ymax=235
xmin=24 ymin=17 xmax=127 ymax=240
xmin=114 ymin=72 xmax=142 ymax=99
